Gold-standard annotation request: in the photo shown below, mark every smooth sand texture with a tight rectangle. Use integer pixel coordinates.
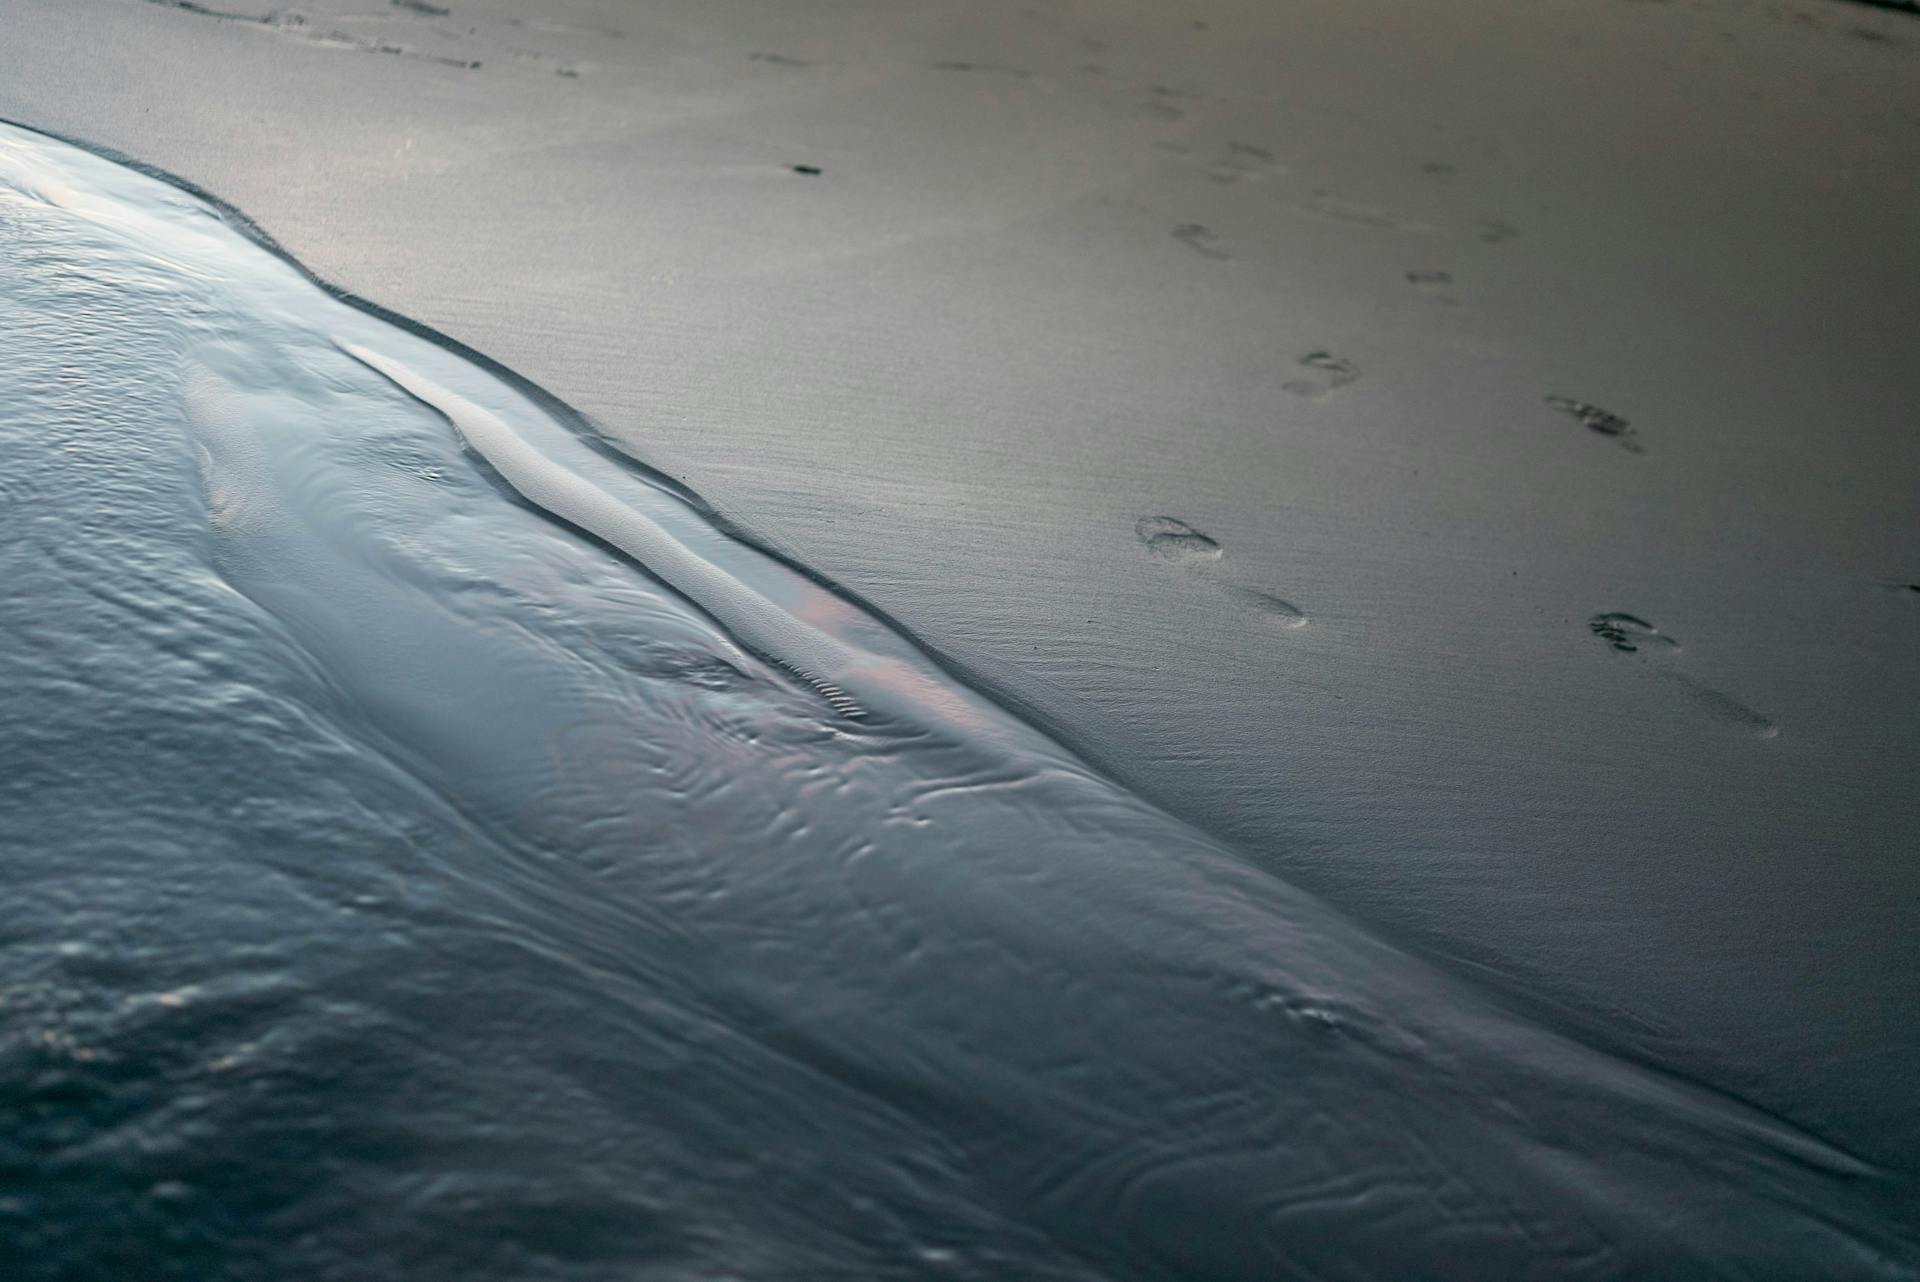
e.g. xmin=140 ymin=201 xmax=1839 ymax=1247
xmin=3 ymin=0 xmax=1915 ymax=1172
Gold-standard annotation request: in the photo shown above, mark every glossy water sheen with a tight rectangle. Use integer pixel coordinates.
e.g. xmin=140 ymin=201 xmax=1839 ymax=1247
xmin=0 ymin=122 xmax=1911 ymax=1281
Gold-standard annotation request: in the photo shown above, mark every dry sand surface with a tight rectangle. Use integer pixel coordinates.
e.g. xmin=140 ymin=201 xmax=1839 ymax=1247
xmin=3 ymin=0 xmax=1915 ymax=1170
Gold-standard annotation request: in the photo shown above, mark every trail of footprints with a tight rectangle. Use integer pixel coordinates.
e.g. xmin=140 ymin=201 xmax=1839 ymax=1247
xmin=1138 ymin=136 xmax=1784 ymax=737
xmin=1129 ymin=518 xmax=1780 ymax=736
xmin=1135 ymin=518 xmax=1307 ymax=628
xmin=143 ymin=0 xmax=486 ymax=68
xmin=143 ymin=0 xmax=601 ymax=77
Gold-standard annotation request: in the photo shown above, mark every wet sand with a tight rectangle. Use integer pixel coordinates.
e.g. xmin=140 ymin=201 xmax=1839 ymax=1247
xmin=2 ymin=0 xmax=1916 ymax=1205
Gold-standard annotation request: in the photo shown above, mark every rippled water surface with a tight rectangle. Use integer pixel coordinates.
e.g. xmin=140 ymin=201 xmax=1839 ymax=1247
xmin=0 ymin=122 xmax=1912 ymax=1280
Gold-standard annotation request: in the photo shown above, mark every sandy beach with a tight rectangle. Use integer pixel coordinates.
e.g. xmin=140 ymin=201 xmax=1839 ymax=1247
xmin=2 ymin=0 xmax=1916 ymax=1273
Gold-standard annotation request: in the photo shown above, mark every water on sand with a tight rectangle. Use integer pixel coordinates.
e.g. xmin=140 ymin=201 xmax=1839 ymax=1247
xmin=0 ymin=122 xmax=1912 ymax=1280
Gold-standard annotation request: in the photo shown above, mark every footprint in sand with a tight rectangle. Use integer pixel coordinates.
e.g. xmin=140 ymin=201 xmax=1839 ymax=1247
xmin=1136 ymin=516 xmax=1222 ymax=560
xmin=1406 ymin=269 xmax=1459 ymax=305
xmin=1548 ymin=395 xmax=1642 ymax=453
xmin=1223 ymin=585 xmax=1308 ymax=628
xmin=1588 ymin=612 xmax=1776 ymax=737
xmin=1136 ymin=517 xmax=1308 ymax=628
xmin=1284 ymin=350 xmax=1360 ymax=400
xmin=1203 ymin=141 xmax=1286 ymax=185
xmin=1173 ymin=223 xmax=1231 ymax=261
xmin=1589 ymin=612 xmax=1676 ymax=655
xmin=1141 ymin=85 xmax=1198 ymax=122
